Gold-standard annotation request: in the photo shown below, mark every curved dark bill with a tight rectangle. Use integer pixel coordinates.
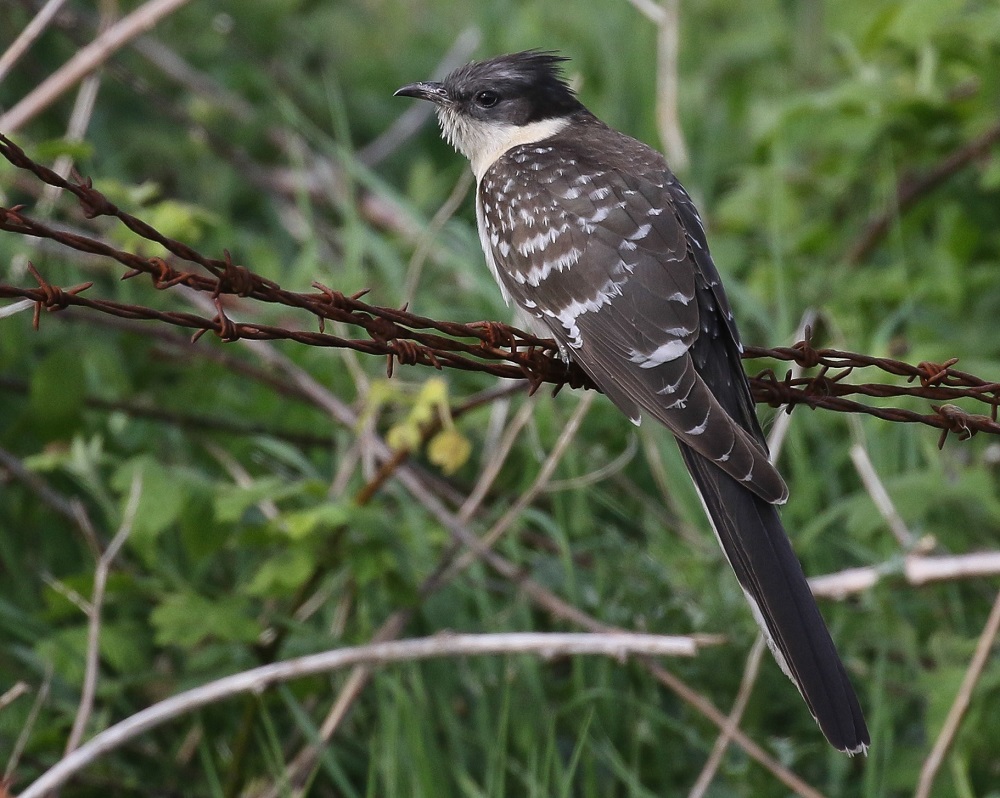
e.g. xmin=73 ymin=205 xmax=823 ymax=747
xmin=394 ymin=81 xmax=449 ymax=104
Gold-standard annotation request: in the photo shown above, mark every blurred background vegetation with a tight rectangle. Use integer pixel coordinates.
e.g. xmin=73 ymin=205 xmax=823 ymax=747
xmin=2 ymin=0 xmax=1000 ymax=795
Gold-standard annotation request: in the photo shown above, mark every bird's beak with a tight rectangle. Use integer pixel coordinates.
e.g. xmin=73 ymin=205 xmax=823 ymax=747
xmin=394 ymin=81 xmax=450 ymax=105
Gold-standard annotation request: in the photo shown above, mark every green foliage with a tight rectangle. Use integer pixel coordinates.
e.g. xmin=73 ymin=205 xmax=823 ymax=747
xmin=3 ymin=0 xmax=1000 ymax=796
xmin=151 ymin=593 xmax=261 ymax=648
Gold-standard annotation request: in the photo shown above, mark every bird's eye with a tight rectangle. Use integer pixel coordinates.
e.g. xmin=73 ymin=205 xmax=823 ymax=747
xmin=474 ymin=90 xmax=500 ymax=108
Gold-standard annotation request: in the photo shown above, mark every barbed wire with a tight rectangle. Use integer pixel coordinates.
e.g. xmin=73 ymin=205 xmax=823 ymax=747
xmin=2 ymin=133 xmax=1000 ymax=444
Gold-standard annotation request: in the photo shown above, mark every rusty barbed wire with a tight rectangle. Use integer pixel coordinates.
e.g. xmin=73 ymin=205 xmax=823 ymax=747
xmin=2 ymin=133 xmax=1000 ymax=445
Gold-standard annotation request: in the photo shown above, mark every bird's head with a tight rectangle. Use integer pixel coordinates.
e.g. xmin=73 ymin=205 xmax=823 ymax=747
xmin=395 ymin=50 xmax=584 ymax=178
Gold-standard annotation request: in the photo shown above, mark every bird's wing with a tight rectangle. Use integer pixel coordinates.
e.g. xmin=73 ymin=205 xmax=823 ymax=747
xmin=479 ymin=145 xmax=787 ymax=504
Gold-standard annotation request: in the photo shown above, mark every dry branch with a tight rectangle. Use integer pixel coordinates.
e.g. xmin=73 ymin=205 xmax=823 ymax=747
xmin=0 ymin=0 xmax=195 ymax=133
xmin=809 ymin=551 xmax=1000 ymax=599
xmin=914 ymin=589 xmax=1000 ymax=798
xmin=688 ymin=636 xmax=767 ymax=798
xmin=63 ymin=476 xmax=141 ymax=756
xmin=17 ymin=633 xmax=699 ymax=798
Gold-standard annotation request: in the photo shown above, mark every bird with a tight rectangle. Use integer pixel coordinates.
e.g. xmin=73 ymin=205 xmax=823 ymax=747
xmin=395 ymin=50 xmax=869 ymax=755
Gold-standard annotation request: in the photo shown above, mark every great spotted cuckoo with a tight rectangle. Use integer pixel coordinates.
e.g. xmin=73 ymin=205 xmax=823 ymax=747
xmin=396 ymin=50 xmax=869 ymax=754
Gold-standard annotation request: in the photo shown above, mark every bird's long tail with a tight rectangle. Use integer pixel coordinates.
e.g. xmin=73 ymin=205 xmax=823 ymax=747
xmin=678 ymin=442 xmax=870 ymax=754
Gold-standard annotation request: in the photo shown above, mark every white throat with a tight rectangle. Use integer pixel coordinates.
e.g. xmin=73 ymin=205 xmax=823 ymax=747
xmin=436 ymin=109 xmax=570 ymax=180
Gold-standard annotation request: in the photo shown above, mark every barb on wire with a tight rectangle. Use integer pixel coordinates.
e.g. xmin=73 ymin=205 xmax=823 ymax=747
xmin=2 ymin=133 xmax=1000 ymax=445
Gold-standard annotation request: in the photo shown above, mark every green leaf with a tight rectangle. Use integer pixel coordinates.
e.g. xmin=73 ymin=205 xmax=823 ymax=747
xmin=34 ymin=626 xmax=88 ymax=685
xmin=97 ymin=620 xmax=152 ymax=674
xmin=245 ymin=547 xmax=316 ymax=597
xmin=150 ymin=593 xmax=260 ymax=647
xmin=280 ymin=502 xmax=352 ymax=540
xmin=214 ymin=477 xmax=303 ymax=523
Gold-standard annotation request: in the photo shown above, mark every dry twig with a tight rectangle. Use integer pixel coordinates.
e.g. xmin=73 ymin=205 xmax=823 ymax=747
xmin=688 ymin=636 xmax=767 ymax=798
xmin=0 ymin=683 xmax=31 ymax=713
xmin=0 ymin=0 xmax=195 ymax=133
xmin=3 ymin=668 xmax=51 ymax=785
xmin=17 ymin=633 xmax=698 ymax=798
xmin=809 ymin=551 xmax=1000 ymax=600
xmin=64 ymin=475 xmax=142 ymax=755
xmin=849 ymin=443 xmax=917 ymax=550
xmin=914 ymin=589 xmax=1000 ymax=798
xmin=654 ymin=0 xmax=689 ymax=171
xmin=0 ymin=0 xmax=71 ymax=84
